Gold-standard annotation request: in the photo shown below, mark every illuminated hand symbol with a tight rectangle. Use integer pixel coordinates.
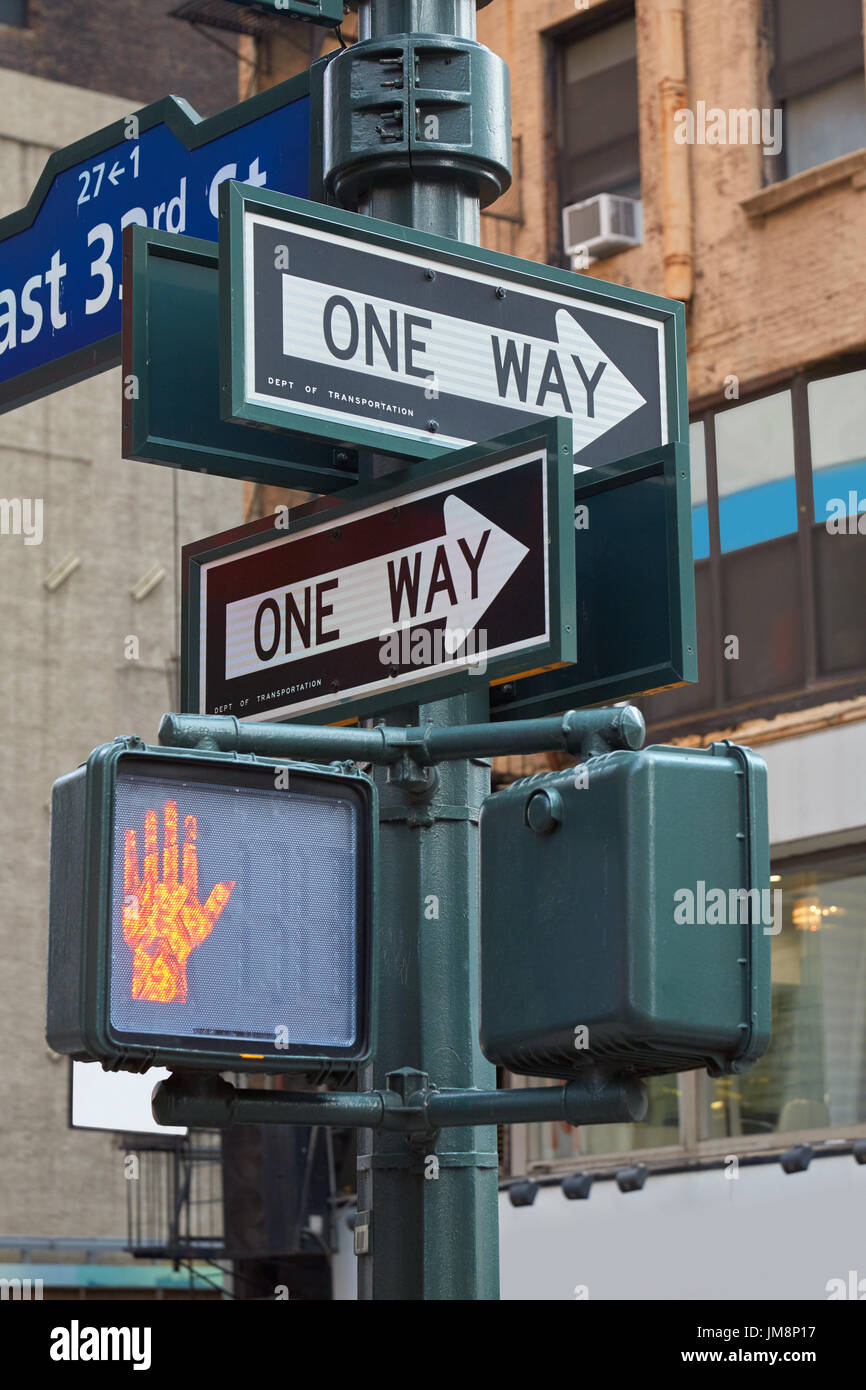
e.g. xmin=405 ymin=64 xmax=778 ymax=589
xmin=122 ymin=800 xmax=234 ymax=1003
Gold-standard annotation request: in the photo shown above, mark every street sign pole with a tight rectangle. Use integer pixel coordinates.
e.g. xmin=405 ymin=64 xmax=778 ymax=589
xmin=322 ymin=0 xmax=511 ymax=1300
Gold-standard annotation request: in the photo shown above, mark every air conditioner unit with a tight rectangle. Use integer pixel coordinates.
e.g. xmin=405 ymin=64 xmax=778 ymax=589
xmin=562 ymin=193 xmax=642 ymax=268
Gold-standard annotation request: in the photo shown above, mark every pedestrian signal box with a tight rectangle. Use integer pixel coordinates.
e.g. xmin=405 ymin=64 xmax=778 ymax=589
xmin=47 ymin=739 xmax=375 ymax=1077
xmin=479 ymin=742 xmax=772 ymax=1081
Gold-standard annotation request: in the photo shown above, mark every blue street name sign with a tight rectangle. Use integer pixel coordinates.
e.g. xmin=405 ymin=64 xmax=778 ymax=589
xmin=0 ymin=69 xmax=316 ymax=414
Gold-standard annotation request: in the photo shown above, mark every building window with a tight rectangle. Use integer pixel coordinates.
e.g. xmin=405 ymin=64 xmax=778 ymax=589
xmin=557 ymin=13 xmax=640 ymax=207
xmin=524 ymin=1075 xmax=681 ymax=1165
xmin=714 ymin=390 xmax=797 ymax=553
xmin=709 ymin=848 xmax=866 ymax=1138
xmin=640 ymin=359 xmax=866 ymax=740
xmin=0 ymin=0 xmax=27 ymax=26
xmin=771 ymin=0 xmax=866 ymax=180
xmin=808 ymin=368 xmax=866 ymax=525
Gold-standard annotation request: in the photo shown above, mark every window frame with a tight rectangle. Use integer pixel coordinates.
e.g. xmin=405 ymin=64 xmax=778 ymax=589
xmin=766 ymin=0 xmax=866 ymax=184
xmin=550 ymin=1 xmax=641 ymax=259
xmin=643 ymin=352 xmax=866 ymax=746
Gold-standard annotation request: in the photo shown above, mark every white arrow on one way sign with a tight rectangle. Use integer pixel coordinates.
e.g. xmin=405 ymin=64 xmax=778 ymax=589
xmin=223 ymin=495 xmax=529 ymax=682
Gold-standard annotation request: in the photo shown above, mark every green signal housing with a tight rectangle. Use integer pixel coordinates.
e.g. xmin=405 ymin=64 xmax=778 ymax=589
xmin=47 ymin=738 xmax=376 ymax=1079
xmin=480 ymin=742 xmax=772 ymax=1082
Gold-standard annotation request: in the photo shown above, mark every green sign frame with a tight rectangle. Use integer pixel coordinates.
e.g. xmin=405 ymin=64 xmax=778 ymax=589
xmin=489 ymin=441 xmax=698 ymax=719
xmin=219 ymin=181 xmax=688 ymax=468
xmin=180 ymin=418 xmax=577 ymax=725
xmin=121 ymin=225 xmax=360 ymax=491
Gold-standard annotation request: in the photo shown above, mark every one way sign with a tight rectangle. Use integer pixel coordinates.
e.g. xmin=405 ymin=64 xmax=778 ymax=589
xmin=182 ymin=420 xmax=576 ymax=724
xmin=221 ymin=185 xmax=686 ymax=472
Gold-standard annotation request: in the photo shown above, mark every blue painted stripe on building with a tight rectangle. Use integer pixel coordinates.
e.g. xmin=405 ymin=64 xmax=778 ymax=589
xmin=812 ymin=457 xmax=866 ymax=522
xmin=719 ymin=476 xmax=798 ymax=553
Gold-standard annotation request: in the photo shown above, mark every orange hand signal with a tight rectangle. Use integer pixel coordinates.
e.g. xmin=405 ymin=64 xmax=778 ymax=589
xmin=122 ymin=800 xmax=235 ymax=1003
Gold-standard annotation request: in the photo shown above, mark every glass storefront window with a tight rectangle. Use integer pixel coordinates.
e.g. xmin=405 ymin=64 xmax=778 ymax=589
xmin=524 ymin=1074 xmax=681 ymax=1165
xmin=714 ymin=390 xmax=797 ymax=552
xmin=809 ymin=368 xmax=866 ymax=524
xmin=518 ymin=846 xmax=866 ymax=1169
xmin=708 ymin=848 xmax=866 ymax=1139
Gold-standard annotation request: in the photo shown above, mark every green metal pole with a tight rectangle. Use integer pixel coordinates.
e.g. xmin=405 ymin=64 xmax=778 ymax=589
xmin=324 ymin=0 xmax=506 ymax=1300
xmin=357 ymin=693 xmax=498 ymax=1301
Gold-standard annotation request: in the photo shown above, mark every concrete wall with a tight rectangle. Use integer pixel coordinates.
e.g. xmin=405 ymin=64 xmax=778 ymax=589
xmin=498 ymin=1154 xmax=866 ymax=1300
xmin=330 ymin=1152 xmax=866 ymax=1301
xmin=0 ymin=69 xmax=242 ymax=1241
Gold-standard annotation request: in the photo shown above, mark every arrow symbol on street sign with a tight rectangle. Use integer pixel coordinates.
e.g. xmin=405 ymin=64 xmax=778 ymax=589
xmin=223 ymin=494 xmax=529 ymax=681
xmin=498 ymin=306 xmax=647 ymax=461
xmin=108 ymin=160 xmax=125 ymax=185
xmin=394 ymin=495 xmax=530 ymax=652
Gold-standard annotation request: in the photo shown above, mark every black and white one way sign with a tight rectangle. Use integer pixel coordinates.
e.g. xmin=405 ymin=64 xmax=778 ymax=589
xmin=185 ymin=429 xmax=576 ymax=723
xmin=224 ymin=188 xmax=683 ymax=472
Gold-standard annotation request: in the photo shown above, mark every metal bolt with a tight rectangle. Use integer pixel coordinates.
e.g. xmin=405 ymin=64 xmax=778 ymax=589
xmin=495 ymin=286 xmax=506 ymax=299
xmin=614 ymin=706 xmax=646 ymax=751
xmin=526 ymin=789 xmax=563 ymax=835
xmin=425 ymin=268 xmax=436 ymax=280
xmin=428 ymin=420 xmax=439 ymax=432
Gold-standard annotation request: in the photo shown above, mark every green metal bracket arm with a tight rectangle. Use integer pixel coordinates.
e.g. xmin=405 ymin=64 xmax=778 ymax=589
xmin=151 ymin=1069 xmax=647 ymax=1132
xmin=157 ymin=705 xmax=645 ymax=765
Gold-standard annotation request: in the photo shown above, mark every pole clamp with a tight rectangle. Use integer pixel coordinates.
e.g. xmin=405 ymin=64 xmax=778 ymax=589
xmin=322 ymin=34 xmax=512 ymax=208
